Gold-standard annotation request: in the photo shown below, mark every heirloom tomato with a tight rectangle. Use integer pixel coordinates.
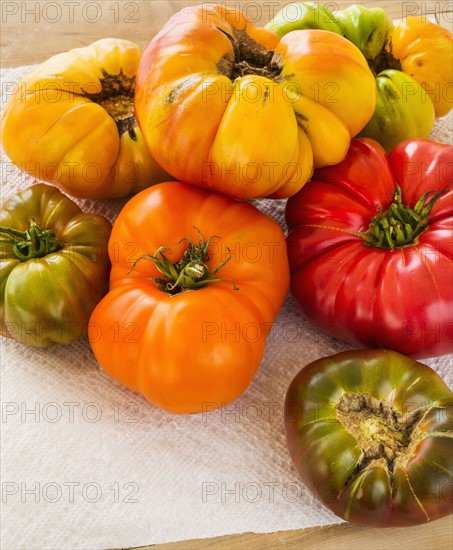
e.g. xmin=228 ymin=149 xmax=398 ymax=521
xmin=267 ymin=3 xmax=452 ymax=152
xmin=285 ymin=349 xmax=453 ymax=527
xmin=135 ymin=4 xmax=376 ymax=200
xmin=286 ymin=138 xmax=453 ymax=358
xmin=1 ymin=39 xmax=168 ymax=199
xmin=359 ymin=69 xmax=434 ymax=152
xmin=89 ymin=181 xmax=290 ymax=414
xmin=0 ymin=184 xmax=111 ymax=346
xmin=389 ymin=17 xmax=453 ymax=118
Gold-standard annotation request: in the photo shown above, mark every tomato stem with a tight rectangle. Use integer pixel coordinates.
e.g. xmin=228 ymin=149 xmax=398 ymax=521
xmin=129 ymin=227 xmax=239 ymax=294
xmin=336 ymin=392 xmax=426 ymax=480
xmin=85 ymin=69 xmax=137 ymax=139
xmin=0 ymin=219 xmax=62 ymax=261
xmin=368 ymin=47 xmax=402 ymax=76
xmin=216 ymin=26 xmax=283 ymax=81
xmin=363 ymin=185 xmax=447 ymax=250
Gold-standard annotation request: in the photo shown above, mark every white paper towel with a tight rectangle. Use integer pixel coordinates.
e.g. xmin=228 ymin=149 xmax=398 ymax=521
xmin=1 ymin=64 xmax=452 ymax=550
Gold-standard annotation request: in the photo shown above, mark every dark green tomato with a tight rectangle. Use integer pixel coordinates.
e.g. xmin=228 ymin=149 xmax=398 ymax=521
xmin=0 ymin=184 xmax=111 ymax=346
xmin=285 ymin=350 xmax=453 ymax=527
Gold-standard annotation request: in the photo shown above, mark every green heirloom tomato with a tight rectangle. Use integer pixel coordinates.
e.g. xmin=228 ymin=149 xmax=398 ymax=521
xmin=285 ymin=350 xmax=453 ymax=527
xmin=334 ymin=4 xmax=394 ymax=61
xmin=0 ymin=184 xmax=111 ymax=346
xmin=266 ymin=3 xmax=393 ymax=60
xmin=358 ymin=70 xmax=435 ymax=151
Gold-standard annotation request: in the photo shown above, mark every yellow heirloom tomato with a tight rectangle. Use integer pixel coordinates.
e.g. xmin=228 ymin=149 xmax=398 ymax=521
xmin=1 ymin=39 xmax=168 ymax=199
xmin=135 ymin=4 xmax=376 ymax=200
xmin=388 ymin=17 xmax=453 ymax=117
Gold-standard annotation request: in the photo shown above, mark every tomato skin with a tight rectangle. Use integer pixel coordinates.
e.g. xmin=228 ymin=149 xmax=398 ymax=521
xmin=286 ymin=138 xmax=453 ymax=358
xmin=89 ymin=181 xmax=290 ymax=414
xmin=135 ymin=4 xmax=375 ymax=200
xmin=285 ymin=349 xmax=453 ymax=527
xmin=1 ymin=39 xmax=168 ymax=199
xmin=0 ymin=184 xmax=111 ymax=346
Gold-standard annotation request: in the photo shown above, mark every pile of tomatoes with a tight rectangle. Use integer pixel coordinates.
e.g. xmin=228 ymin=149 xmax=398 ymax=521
xmin=1 ymin=2 xmax=452 ymax=527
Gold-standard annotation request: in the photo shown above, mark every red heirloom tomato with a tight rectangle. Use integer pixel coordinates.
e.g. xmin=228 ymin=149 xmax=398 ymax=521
xmin=89 ymin=181 xmax=289 ymax=414
xmin=286 ymin=139 xmax=453 ymax=358
xmin=285 ymin=349 xmax=453 ymax=527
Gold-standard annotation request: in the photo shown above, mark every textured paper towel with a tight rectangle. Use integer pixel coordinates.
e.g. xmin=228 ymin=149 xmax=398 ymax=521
xmin=1 ymin=64 xmax=452 ymax=550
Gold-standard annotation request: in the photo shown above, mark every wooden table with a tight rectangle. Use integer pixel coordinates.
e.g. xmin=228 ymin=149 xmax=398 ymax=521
xmin=1 ymin=2 xmax=452 ymax=548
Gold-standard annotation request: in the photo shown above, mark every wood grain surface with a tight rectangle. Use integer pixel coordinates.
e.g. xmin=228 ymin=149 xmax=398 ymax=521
xmin=144 ymin=516 xmax=453 ymax=549
xmin=1 ymin=2 xmax=452 ymax=549
xmin=1 ymin=0 xmax=452 ymax=67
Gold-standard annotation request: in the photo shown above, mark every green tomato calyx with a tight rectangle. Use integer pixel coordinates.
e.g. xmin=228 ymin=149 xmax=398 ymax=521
xmin=129 ymin=227 xmax=240 ymax=294
xmin=0 ymin=219 xmax=62 ymax=261
xmin=368 ymin=47 xmax=402 ymax=76
xmin=364 ymin=184 xmax=447 ymax=250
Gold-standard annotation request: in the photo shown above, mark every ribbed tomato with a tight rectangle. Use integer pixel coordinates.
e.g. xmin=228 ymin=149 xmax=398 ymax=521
xmin=0 ymin=184 xmax=111 ymax=346
xmin=285 ymin=349 xmax=453 ymax=527
xmin=286 ymin=138 xmax=453 ymax=358
xmin=135 ymin=4 xmax=376 ymax=199
xmin=89 ymin=181 xmax=289 ymax=414
xmin=1 ymin=39 xmax=168 ymax=199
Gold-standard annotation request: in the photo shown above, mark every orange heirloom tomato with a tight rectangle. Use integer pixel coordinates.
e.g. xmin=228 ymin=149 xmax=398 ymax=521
xmin=89 ymin=181 xmax=290 ymax=414
xmin=1 ymin=39 xmax=168 ymax=199
xmin=135 ymin=4 xmax=376 ymax=200
xmin=388 ymin=17 xmax=453 ymax=117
